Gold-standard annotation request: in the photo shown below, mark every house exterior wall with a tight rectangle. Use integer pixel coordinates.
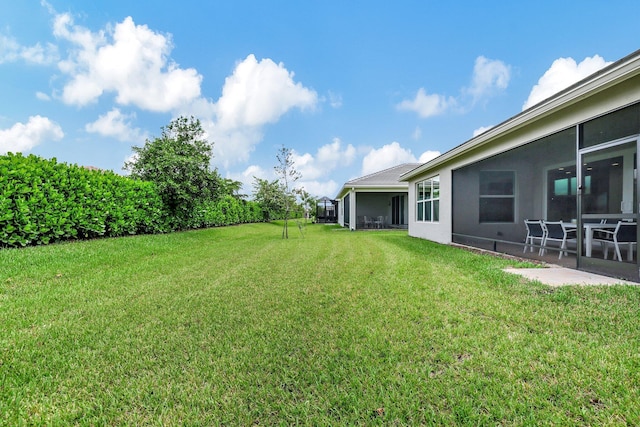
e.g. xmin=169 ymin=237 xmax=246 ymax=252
xmin=337 ymin=188 xmax=409 ymax=229
xmin=408 ymin=172 xmax=452 ymax=243
xmin=407 ymin=71 xmax=640 ymax=245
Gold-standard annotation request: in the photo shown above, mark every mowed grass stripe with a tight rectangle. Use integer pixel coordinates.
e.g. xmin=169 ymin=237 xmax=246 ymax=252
xmin=1 ymin=222 xmax=640 ymax=425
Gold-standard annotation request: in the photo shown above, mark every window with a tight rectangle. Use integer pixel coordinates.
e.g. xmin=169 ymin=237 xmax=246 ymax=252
xmin=479 ymin=171 xmax=515 ymax=222
xmin=416 ymin=175 xmax=439 ymax=222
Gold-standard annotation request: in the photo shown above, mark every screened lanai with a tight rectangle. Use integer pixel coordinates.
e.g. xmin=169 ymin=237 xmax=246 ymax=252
xmin=451 ymin=103 xmax=640 ymax=281
xmin=335 ymin=163 xmax=419 ymax=230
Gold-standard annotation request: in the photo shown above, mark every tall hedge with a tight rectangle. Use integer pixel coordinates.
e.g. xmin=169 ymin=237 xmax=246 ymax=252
xmin=0 ymin=153 xmax=265 ymax=248
xmin=0 ymin=153 xmax=167 ymax=247
xmin=187 ymin=196 xmax=265 ymax=229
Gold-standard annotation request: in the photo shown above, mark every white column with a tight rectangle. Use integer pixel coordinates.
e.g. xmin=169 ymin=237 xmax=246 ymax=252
xmin=350 ymin=189 xmax=357 ymax=230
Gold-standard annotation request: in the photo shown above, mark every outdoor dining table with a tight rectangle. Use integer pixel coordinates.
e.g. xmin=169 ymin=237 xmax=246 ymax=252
xmin=562 ymin=222 xmax=619 ymax=257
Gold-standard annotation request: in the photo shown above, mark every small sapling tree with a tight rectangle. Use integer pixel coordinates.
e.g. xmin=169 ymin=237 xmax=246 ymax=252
xmin=274 ymin=145 xmax=301 ymax=239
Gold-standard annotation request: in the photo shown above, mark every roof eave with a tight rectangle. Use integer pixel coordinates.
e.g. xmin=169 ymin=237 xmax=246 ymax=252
xmin=335 ymin=183 xmax=408 ymax=199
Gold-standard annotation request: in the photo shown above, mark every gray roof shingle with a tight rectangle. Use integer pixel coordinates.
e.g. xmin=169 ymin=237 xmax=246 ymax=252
xmin=345 ymin=163 xmax=421 ymax=186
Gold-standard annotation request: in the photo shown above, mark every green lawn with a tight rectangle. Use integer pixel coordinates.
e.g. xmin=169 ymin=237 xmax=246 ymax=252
xmin=1 ymin=222 xmax=639 ymax=425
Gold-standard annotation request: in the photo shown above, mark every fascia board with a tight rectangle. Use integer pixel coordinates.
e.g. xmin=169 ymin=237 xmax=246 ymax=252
xmin=335 ymin=184 xmax=407 ymax=199
xmin=352 ymin=184 xmax=408 ymax=193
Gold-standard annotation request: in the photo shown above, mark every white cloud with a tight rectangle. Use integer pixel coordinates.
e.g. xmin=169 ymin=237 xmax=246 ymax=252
xmin=396 ymin=88 xmax=456 ymax=118
xmin=204 ymin=54 xmax=318 ymax=166
xmin=41 ymin=6 xmax=318 ymax=170
xmin=418 ymin=150 xmax=440 ymax=163
xmin=361 ymin=142 xmax=441 ymax=175
xmin=36 ymin=92 xmax=51 ymax=101
xmin=298 ymin=179 xmax=339 ymax=198
xmin=398 ymin=56 xmax=511 ymax=118
xmin=0 ymin=34 xmax=58 ymax=65
xmin=0 ymin=116 xmax=64 ymax=153
xmin=207 ymin=125 xmax=265 ymax=168
xmin=85 ymin=108 xmax=148 ymax=142
xmin=412 ymin=126 xmax=422 ymax=140
xmin=226 ymin=164 xmax=272 ymax=198
xmin=327 ymin=91 xmax=343 ymax=108
xmin=0 ymin=34 xmax=20 ymax=63
xmin=20 ymin=42 xmax=59 ymax=65
xmin=362 ymin=142 xmax=417 ymax=175
xmin=227 ymin=164 xmax=338 ymax=199
xmin=316 ymin=137 xmax=356 ymax=166
xmin=473 ymin=125 xmax=494 ymax=137
xmin=53 ymin=13 xmax=202 ymax=111
xmin=466 ymin=56 xmax=511 ymax=102
xmin=292 ymin=138 xmax=356 ymax=181
xmin=522 ymin=54 xmax=612 ymax=110
xmin=240 ymin=164 xmax=270 ymax=181
xmin=229 ymin=139 xmax=353 ymax=199
xmin=216 ymin=54 xmax=317 ymax=130
xmin=121 ymin=152 xmax=138 ymax=174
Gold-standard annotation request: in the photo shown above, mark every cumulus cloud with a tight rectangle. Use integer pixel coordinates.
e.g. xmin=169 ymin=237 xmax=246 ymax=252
xmin=53 ymin=13 xmax=202 ymax=111
xmin=223 ymin=138 xmax=353 ymax=198
xmin=465 ymin=56 xmax=511 ymax=102
xmin=34 ymin=4 xmax=318 ymax=169
xmin=396 ymin=88 xmax=456 ymax=118
xmin=299 ymin=180 xmax=339 ymax=198
xmin=0 ymin=34 xmax=59 ymax=65
xmin=215 ymin=54 xmax=317 ymax=130
xmin=0 ymin=116 xmax=64 ymax=153
xmin=205 ymin=54 xmax=318 ymax=166
xmin=398 ymin=56 xmax=511 ymax=118
xmin=361 ymin=142 xmax=441 ymax=175
xmin=85 ymin=108 xmax=148 ymax=142
xmin=225 ymin=164 xmax=272 ymax=199
xmin=285 ymin=138 xmax=356 ymax=195
xmin=522 ymin=55 xmax=612 ymax=110
xmin=31 ymin=6 xmax=317 ymax=170
xmin=418 ymin=150 xmax=440 ymax=163
xmin=293 ymin=138 xmax=355 ymax=179
xmin=315 ymin=137 xmax=356 ymax=166
xmin=204 ymin=125 xmax=264 ymax=168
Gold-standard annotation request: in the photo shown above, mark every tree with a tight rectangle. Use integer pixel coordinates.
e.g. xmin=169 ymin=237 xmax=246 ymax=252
xmin=274 ymin=145 xmax=301 ymax=239
xmin=219 ymin=178 xmax=246 ymax=199
xmin=252 ymin=177 xmax=286 ymax=221
xmin=297 ymin=189 xmax=316 ymax=223
xmin=124 ymin=116 xmax=219 ymax=228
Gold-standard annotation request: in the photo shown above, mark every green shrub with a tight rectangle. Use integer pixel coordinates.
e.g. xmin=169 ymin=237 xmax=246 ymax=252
xmin=0 ymin=153 xmax=265 ymax=248
xmin=0 ymin=153 xmax=168 ymax=247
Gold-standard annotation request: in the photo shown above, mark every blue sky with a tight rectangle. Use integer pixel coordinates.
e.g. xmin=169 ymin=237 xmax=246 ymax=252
xmin=1 ymin=1 xmax=639 ymax=198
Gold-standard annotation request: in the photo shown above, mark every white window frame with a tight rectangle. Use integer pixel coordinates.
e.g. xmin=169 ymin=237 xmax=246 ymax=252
xmin=416 ymin=175 xmax=440 ymax=223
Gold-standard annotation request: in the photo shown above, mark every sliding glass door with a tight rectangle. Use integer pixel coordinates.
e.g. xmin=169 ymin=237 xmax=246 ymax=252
xmin=578 ymin=138 xmax=638 ymax=280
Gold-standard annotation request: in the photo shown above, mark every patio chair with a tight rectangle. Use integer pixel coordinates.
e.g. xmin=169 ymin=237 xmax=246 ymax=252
xmin=523 ymin=219 xmax=545 ymax=255
xmin=363 ymin=215 xmax=373 ymax=228
xmin=542 ymin=221 xmax=576 ymax=259
xmin=592 ymin=221 xmax=637 ymax=262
